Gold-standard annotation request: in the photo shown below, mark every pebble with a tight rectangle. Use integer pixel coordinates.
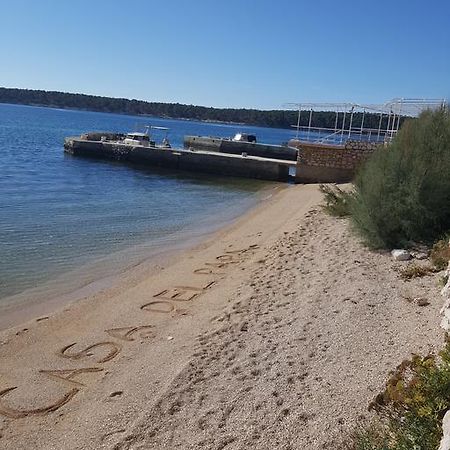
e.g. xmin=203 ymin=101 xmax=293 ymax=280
xmin=109 ymin=391 xmax=123 ymax=397
xmin=416 ymin=298 xmax=430 ymax=307
xmin=391 ymin=249 xmax=412 ymax=261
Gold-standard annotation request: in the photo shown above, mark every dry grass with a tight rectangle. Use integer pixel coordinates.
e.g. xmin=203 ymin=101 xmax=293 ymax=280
xmin=319 ymin=184 xmax=352 ymax=217
xmin=398 ymin=263 xmax=437 ymax=280
xmin=431 ymin=238 xmax=450 ymax=271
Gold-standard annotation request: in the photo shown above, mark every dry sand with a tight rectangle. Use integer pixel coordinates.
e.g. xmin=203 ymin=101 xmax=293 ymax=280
xmin=0 ymin=184 xmax=444 ymax=449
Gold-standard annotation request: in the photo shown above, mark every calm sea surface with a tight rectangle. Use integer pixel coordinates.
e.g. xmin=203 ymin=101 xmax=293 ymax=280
xmin=0 ymin=103 xmax=297 ymax=306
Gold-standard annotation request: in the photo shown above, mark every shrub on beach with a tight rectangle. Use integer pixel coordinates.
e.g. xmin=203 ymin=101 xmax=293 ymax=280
xmin=346 ymin=341 xmax=450 ymax=450
xmin=349 ymin=108 xmax=450 ymax=249
xmin=319 ymin=184 xmax=352 ymax=217
xmin=431 ymin=237 xmax=450 ymax=271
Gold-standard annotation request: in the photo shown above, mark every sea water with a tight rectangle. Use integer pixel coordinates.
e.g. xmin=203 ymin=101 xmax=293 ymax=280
xmin=0 ymin=103 xmax=296 ymax=308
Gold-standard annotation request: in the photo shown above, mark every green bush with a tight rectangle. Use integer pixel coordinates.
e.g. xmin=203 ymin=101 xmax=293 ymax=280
xmin=350 ymin=109 xmax=450 ymax=248
xmin=319 ymin=184 xmax=353 ymax=217
xmin=347 ymin=341 xmax=450 ymax=450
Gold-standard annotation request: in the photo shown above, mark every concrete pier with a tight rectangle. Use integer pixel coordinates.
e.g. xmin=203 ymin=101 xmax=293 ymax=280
xmin=64 ymin=137 xmax=296 ymax=182
xmin=184 ymin=136 xmax=298 ymax=161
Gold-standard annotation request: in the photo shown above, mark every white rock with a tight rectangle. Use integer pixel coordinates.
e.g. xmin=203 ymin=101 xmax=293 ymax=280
xmin=391 ymin=249 xmax=412 ymax=261
xmin=439 ymin=410 xmax=450 ymax=450
xmin=438 ymin=264 xmax=450 ymax=450
xmin=441 ymin=262 xmax=450 ymax=331
xmin=441 ymin=316 xmax=450 ymax=331
xmin=443 ymin=272 xmax=450 ymax=299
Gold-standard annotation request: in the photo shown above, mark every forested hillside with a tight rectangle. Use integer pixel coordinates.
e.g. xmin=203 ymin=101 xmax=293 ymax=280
xmin=0 ymin=87 xmax=390 ymax=130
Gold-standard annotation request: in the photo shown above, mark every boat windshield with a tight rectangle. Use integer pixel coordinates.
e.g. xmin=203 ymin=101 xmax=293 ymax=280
xmin=232 ymin=133 xmax=256 ymax=143
xmin=126 ymin=133 xmax=149 ymax=141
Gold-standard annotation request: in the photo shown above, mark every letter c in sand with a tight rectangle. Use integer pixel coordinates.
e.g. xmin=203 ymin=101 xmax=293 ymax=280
xmin=0 ymin=386 xmax=79 ymax=419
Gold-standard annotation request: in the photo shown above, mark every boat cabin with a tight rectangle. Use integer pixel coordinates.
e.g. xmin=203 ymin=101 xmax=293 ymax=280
xmin=123 ymin=132 xmax=153 ymax=147
xmin=232 ymin=133 xmax=257 ymax=143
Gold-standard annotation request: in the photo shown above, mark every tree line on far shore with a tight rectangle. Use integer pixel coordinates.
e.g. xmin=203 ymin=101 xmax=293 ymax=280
xmin=0 ymin=87 xmax=394 ymax=130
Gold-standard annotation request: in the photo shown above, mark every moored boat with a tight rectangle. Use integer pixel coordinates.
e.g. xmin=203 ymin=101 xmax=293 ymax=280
xmin=64 ymin=127 xmax=297 ymax=182
xmin=184 ymin=132 xmax=298 ymax=161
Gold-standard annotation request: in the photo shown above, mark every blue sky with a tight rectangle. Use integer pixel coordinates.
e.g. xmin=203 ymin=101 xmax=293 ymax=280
xmin=0 ymin=0 xmax=449 ymax=109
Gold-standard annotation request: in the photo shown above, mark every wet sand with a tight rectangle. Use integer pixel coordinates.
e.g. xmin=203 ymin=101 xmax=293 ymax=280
xmin=0 ymin=184 xmax=270 ymax=332
xmin=0 ymin=184 xmax=443 ymax=449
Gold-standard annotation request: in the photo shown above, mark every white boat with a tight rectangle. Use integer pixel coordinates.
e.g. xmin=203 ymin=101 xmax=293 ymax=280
xmin=122 ymin=126 xmax=171 ymax=148
xmin=231 ymin=132 xmax=257 ymax=143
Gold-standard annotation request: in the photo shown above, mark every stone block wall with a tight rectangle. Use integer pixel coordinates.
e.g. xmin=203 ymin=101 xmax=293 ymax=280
xmin=289 ymin=139 xmax=380 ymax=183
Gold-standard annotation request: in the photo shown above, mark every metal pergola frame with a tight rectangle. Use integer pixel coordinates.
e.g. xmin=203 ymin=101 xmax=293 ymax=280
xmin=284 ymin=98 xmax=447 ymax=146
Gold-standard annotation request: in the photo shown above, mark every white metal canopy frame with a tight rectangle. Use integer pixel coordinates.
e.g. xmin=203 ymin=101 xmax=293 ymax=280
xmin=284 ymin=98 xmax=448 ymax=146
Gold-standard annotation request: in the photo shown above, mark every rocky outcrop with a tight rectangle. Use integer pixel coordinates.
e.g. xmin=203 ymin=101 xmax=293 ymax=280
xmin=439 ymin=410 xmax=450 ymax=450
xmin=439 ymin=239 xmax=450 ymax=331
xmin=433 ymin=241 xmax=450 ymax=449
xmin=440 ymin=260 xmax=450 ymax=331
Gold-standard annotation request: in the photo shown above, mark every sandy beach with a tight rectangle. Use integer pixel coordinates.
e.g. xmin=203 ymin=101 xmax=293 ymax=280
xmin=0 ymin=183 xmax=444 ymax=450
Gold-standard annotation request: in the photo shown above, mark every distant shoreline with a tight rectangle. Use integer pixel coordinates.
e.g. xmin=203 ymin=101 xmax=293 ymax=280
xmin=0 ymin=101 xmax=247 ymax=128
xmin=0 ymin=86 xmax=296 ymax=129
xmin=0 ymin=86 xmax=387 ymax=130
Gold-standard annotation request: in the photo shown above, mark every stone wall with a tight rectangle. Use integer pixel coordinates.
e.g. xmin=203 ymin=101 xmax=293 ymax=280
xmin=289 ymin=139 xmax=380 ymax=183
